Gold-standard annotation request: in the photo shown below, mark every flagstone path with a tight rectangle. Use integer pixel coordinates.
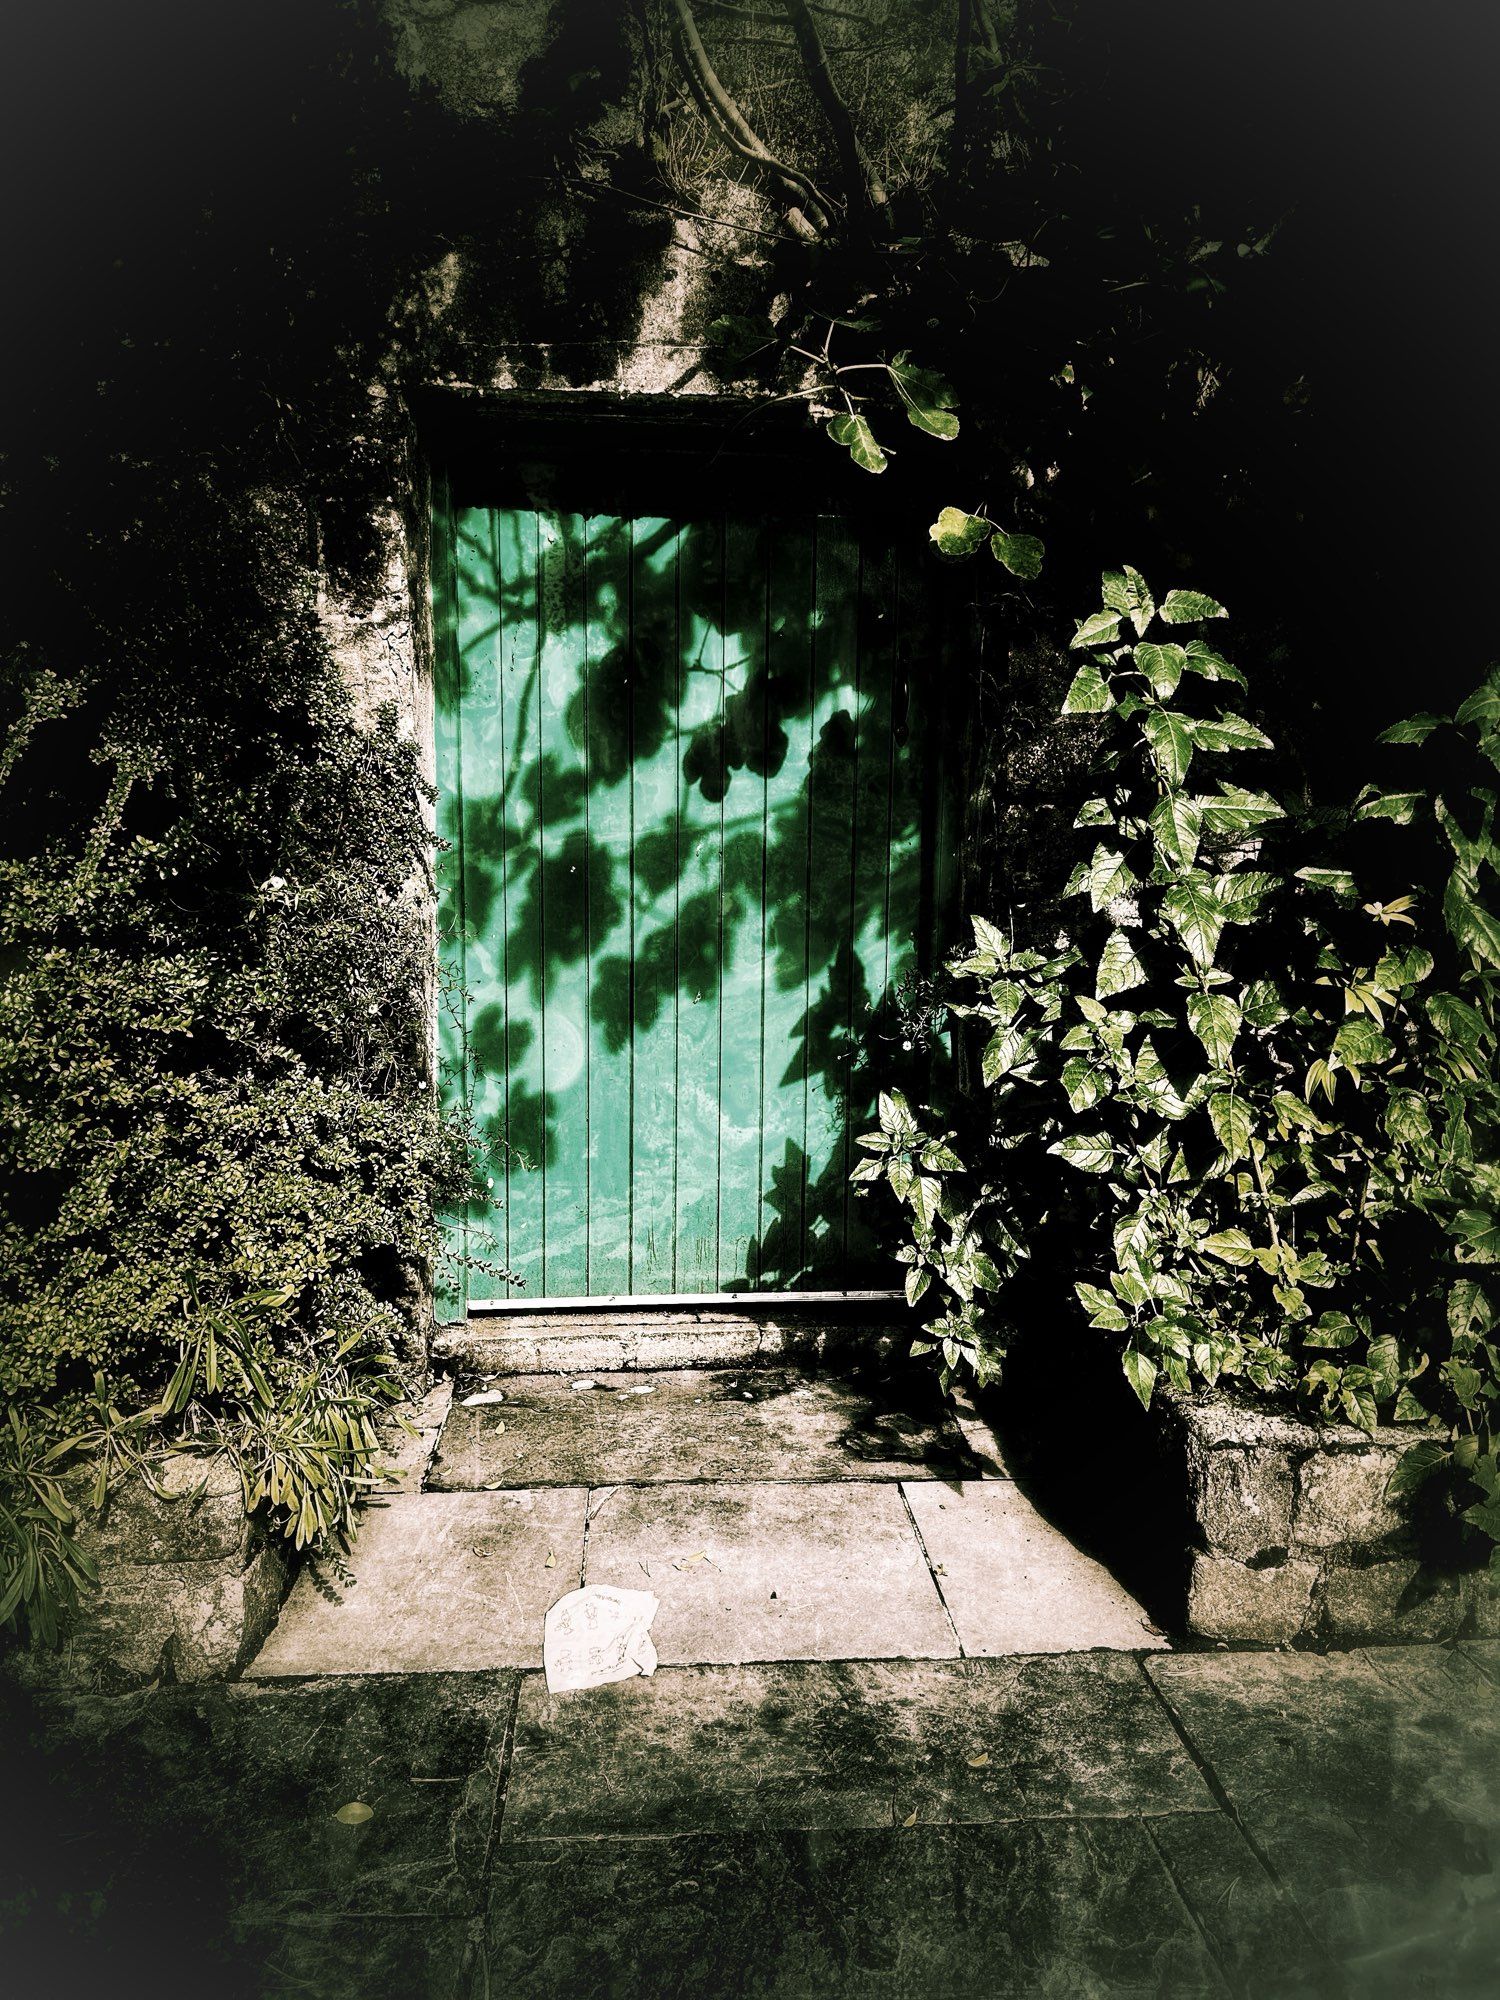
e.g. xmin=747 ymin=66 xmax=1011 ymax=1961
xmin=249 ymin=1363 xmax=1163 ymax=1678
xmin=4 ymin=1355 xmax=1498 ymax=1997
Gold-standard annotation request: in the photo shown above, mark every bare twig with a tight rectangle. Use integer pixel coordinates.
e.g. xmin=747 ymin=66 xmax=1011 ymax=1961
xmin=667 ymin=0 xmax=832 ymax=239
xmin=782 ymin=0 xmax=888 ymax=233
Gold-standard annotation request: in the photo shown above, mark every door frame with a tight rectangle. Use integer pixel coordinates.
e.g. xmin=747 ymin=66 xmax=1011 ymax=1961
xmin=419 ymin=390 xmax=971 ymax=1316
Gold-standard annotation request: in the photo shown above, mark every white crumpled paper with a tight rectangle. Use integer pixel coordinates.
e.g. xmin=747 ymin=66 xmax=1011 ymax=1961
xmin=543 ymin=1585 xmax=660 ymax=1694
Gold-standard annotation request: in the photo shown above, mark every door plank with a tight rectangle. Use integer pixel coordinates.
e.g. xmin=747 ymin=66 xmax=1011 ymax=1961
xmin=672 ymin=516 xmax=726 ymax=1293
xmin=845 ymin=539 xmax=899 ymax=1272
xmin=497 ymin=508 xmax=546 ymax=1300
xmin=802 ymin=516 xmax=861 ymax=1281
xmin=886 ymin=545 xmax=927 ymax=997
xmin=716 ymin=517 xmax=770 ymax=1288
xmin=756 ymin=519 xmax=816 ymax=1288
xmin=583 ymin=515 xmax=634 ymax=1295
xmin=454 ymin=507 xmax=510 ymax=1299
xmin=627 ymin=517 xmax=683 ymax=1292
xmin=536 ymin=511 xmax=590 ymax=1297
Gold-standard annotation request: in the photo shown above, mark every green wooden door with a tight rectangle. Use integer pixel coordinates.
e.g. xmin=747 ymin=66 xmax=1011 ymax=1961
xmin=433 ymin=496 xmax=946 ymax=1312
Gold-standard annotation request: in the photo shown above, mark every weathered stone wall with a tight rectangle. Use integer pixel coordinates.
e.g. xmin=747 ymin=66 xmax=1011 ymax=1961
xmin=43 ymin=1458 xmax=291 ymax=1689
xmin=322 ymin=1 xmax=781 ymax=875
xmin=322 ymin=0 xmax=965 ymax=746
xmin=1159 ymin=1395 xmax=1499 ymax=1646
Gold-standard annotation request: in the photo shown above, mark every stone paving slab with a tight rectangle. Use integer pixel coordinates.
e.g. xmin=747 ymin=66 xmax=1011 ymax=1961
xmin=902 ymin=1481 xmax=1166 ymax=1655
xmin=1 ymin=1671 xmax=512 ymax=1975
xmin=1148 ymin=1646 xmax=1500 ymax=1990
xmin=227 ymin=1672 xmax=510 ymax=1917
xmin=430 ymin=1367 xmax=991 ymax=1489
xmin=582 ymin=1480 xmax=958 ymax=1664
xmin=502 ymin=1655 xmax=1214 ymax=1840
xmin=249 ymin=1491 xmax=587 ymax=1676
xmin=7 ymin=1643 xmax=1493 ymax=1997
xmin=376 ymin=1379 xmax=455 ymax=1495
xmin=233 ymin=1915 xmax=476 ymax=2000
xmin=1142 ymin=1811 xmax=1341 ymax=1996
xmin=485 ymin=1818 xmax=1229 ymax=1999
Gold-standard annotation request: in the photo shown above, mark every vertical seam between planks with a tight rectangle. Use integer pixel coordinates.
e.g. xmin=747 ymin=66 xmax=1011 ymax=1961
xmin=800 ymin=518 xmax=817 ymax=1286
xmin=535 ymin=509 xmax=548 ymax=1294
xmin=492 ymin=508 xmax=512 ymax=1295
xmin=626 ymin=518 xmax=636 ymax=1296
xmin=916 ymin=551 xmax=942 ymax=974
xmin=841 ymin=536 xmax=863 ymax=1275
xmin=448 ymin=486 xmax=471 ymax=1315
xmin=582 ymin=516 xmax=592 ymax=1295
xmin=876 ymin=548 xmax=900 ymax=1295
xmin=715 ymin=511 xmax=727 ymax=1289
xmin=671 ymin=522 xmax=682 ymax=1292
xmin=884 ymin=548 xmax=900 ymax=1003
xmin=755 ymin=521 xmax=771 ymax=1288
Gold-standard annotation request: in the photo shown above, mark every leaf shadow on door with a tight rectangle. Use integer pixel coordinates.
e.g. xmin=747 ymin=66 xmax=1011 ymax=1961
xmin=436 ymin=508 xmax=932 ymax=1300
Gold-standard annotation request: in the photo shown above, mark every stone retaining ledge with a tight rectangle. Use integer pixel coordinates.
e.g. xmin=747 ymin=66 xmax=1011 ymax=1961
xmin=42 ymin=1453 xmax=290 ymax=1689
xmin=1158 ymin=1394 xmax=1498 ymax=1644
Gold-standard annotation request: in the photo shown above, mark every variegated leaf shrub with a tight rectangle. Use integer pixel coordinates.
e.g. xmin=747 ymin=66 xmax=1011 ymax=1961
xmin=857 ymin=563 xmax=1500 ymax=1563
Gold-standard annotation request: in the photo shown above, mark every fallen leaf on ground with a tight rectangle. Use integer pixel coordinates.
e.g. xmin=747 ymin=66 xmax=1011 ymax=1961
xmin=543 ymin=1550 xmax=556 ymax=1568
xmin=461 ymin=1390 xmax=506 ymax=1407
xmin=570 ymin=1378 xmax=598 ymax=1390
xmin=966 ymin=1752 xmax=991 ymax=1769
xmin=902 ymin=1807 xmax=919 ymax=1827
xmin=673 ymin=1551 xmax=710 ymax=1570
xmin=334 ymin=1802 xmax=374 ymax=1825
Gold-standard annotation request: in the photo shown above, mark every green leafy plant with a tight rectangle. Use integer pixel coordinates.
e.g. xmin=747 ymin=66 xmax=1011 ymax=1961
xmin=858 ymin=569 xmax=1500 ymax=1564
xmin=1 ymin=605 xmax=480 ymax=1649
xmin=0 ymin=1408 xmax=98 ymax=1648
xmin=928 ymin=506 xmax=1046 ymax=579
xmin=852 ymin=1083 xmax=1017 ymax=1387
xmin=122 ymin=1286 xmax=407 ymax=1556
xmin=0 ymin=1286 xmax=412 ymax=1647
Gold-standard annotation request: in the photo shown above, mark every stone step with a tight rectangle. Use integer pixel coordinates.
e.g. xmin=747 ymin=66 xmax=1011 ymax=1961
xmin=246 ymin=1474 xmax=1166 ymax=1679
xmin=433 ymin=1308 xmax=906 ymax=1378
xmin=429 ymin=1367 xmax=1000 ymax=1490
